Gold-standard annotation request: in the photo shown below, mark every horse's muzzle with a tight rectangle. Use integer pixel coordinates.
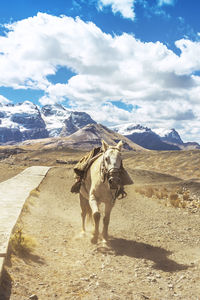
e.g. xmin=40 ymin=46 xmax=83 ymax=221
xmin=108 ymin=176 xmax=121 ymax=189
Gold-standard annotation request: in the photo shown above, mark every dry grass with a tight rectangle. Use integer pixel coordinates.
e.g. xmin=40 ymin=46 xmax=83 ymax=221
xmin=10 ymin=227 xmax=37 ymax=255
xmin=145 ymin=186 xmax=154 ymax=198
xmin=29 ymin=187 xmax=40 ymax=198
xmin=134 ymin=185 xmax=200 ymax=210
xmin=182 ymin=191 xmax=190 ymax=201
xmin=21 ymin=188 xmax=40 ymax=213
xmin=125 ymin=149 xmax=200 ymax=180
xmin=169 ymin=193 xmax=180 ymax=208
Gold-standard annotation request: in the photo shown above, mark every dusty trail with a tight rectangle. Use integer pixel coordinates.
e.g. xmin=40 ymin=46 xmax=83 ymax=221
xmin=1 ymin=166 xmax=200 ymax=300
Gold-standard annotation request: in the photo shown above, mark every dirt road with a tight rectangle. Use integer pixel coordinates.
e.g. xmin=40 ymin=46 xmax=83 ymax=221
xmin=1 ymin=166 xmax=200 ymax=300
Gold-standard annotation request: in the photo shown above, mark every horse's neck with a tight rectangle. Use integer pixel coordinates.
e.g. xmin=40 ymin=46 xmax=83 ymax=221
xmin=95 ymin=153 xmax=104 ymax=169
xmin=89 ymin=154 xmax=103 ymax=177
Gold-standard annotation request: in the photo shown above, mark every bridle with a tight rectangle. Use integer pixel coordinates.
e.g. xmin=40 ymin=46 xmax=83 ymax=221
xmin=100 ymin=147 xmax=127 ymax=203
xmin=101 ymin=148 xmax=122 ymax=189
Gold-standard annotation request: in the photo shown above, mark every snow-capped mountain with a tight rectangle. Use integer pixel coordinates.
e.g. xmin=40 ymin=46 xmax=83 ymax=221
xmin=0 ymin=101 xmax=48 ymax=143
xmin=27 ymin=123 xmax=145 ymax=151
xmin=41 ymin=104 xmax=97 ymax=137
xmin=60 ymin=111 xmax=96 ymax=136
xmin=112 ymin=124 xmax=180 ymax=150
xmin=0 ymin=101 xmax=45 ymax=130
xmin=62 ymin=123 xmax=146 ymax=151
xmin=153 ymin=128 xmax=183 ymax=145
xmin=41 ymin=104 xmax=72 ymax=137
xmin=0 ymin=101 xmax=97 ymax=144
xmin=112 ymin=123 xmax=151 ymax=135
xmin=0 ymin=101 xmax=199 ymax=150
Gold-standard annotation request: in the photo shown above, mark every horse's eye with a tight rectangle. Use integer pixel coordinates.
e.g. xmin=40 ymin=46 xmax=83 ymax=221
xmin=105 ymin=157 xmax=109 ymax=163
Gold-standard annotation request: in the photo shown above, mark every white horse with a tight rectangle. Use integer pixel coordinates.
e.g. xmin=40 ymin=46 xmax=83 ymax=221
xmin=79 ymin=140 xmax=124 ymax=243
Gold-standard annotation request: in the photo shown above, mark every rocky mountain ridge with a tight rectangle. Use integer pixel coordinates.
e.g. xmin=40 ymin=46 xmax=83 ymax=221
xmin=0 ymin=101 xmax=199 ymax=150
xmin=112 ymin=123 xmax=200 ymax=150
xmin=111 ymin=124 xmax=180 ymax=150
xmin=0 ymin=101 xmax=96 ymax=144
xmin=60 ymin=123 xmax=144 ymax=151
xmin=0 ymin=101 xmax=48 ymax=143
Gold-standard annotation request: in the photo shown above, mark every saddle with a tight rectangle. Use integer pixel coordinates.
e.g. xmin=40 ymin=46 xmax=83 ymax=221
xmin=70 ymin=147 xmax=133 ymax=194
xmin=71 ymin=147 xmax=102 ymax=193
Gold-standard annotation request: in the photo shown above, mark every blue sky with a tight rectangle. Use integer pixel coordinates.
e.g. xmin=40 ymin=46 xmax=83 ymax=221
xmin=0 ymin=0 xmax=200 ymax=142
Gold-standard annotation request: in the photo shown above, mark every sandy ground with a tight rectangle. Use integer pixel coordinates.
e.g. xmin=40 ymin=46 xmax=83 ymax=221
xmin=0 ymin=164 xmax=26 ymax=182
xmin=0 ymin=164 xmax=200 ymax=300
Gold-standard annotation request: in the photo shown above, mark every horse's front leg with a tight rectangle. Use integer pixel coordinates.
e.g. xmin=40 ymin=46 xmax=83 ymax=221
xmin=102 ymin=202 xmax=112 ymax=242
xmin=80 ymin=194 xmax=87 ymax=233
xmin=89 ymin=193 xmax=100 ymax=244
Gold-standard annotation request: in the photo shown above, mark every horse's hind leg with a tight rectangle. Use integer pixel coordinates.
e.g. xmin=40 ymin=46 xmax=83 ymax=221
xmin=89 ymin=195 xmax=100 ymax=244
xmin=80 ymin=194 xmax=90 ymax=233
xmin=102 ymin=203 xmax=112 ymax=241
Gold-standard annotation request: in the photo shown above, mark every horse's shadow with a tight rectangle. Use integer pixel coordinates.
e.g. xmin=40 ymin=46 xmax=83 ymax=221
xmin=97 ymin=237 xmax=189 ymax=273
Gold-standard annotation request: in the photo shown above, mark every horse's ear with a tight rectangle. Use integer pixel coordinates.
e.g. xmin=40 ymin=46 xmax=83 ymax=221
xmin=101 ymin=140 xmax=109 ymax=152
xmin=116 ymin=140 xmax=123 ymax=151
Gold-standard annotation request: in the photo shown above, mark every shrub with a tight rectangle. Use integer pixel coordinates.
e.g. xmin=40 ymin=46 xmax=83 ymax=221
xmin=10 ymin=227 xmax=37 ymax=255
xmin=134 ymin=186 xmax=146 ymax=196
xmin=169 ymin=193 xmax=180 ymax=208
xmin=181 ymin=201 xmax=187 ymax=208
xmin=182 ymin=191 xmax=190 ymax=201
xmin=155 ymin=191 xmax=163 ymax=199
xmin=145 ymin=186 xmax=154 ymax=198
xmin=169 ymin=193 xmax=178 ymax=201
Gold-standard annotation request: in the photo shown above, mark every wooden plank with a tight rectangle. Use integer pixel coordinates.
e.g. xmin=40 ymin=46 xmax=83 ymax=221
xmin=0 ymin=166 xmax=50 ymax=280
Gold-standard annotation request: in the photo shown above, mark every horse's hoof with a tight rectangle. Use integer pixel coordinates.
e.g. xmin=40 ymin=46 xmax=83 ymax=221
xmin=91 ymin=235 xmax=98 ymax=244
xmin=80 ymin=230 xmax=86 ymax=237
xmin=102 ymin=232 xmax=108 ymax=242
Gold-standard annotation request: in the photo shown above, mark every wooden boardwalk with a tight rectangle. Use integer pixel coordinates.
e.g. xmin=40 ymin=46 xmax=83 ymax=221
xmin=0 ymin=166 xmax=50 ymax=278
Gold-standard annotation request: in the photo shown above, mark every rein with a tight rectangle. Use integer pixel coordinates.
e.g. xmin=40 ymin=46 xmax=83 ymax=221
xmin=100 ymin=150 xmax=127 ymax=203
xmin=101 ymin=155 xmax=121 ymax=183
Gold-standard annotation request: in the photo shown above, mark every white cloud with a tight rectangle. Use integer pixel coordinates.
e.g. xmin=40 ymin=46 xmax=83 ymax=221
xmin=175 ymin=39 xmax=200 ymax=74
xmin=0 ymin=13 xmax=200 ymax=141
xmin=157 ymin=0 xmax=175 ymax=6
xmin=98 ymin=0 xmax=135 ymax=20
xmin=0 ymin=95 xmax=11 ymax=105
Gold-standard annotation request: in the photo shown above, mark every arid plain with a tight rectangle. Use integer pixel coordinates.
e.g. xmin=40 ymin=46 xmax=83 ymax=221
xmin=0 ymin=144 xmax=200 ymax=300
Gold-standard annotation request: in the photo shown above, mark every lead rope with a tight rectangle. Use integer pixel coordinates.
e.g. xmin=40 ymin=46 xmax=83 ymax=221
xmin=110 ymin=188 xmax=119 ymax=205
xmin=100 ymin=153 xmax=127 ymax=204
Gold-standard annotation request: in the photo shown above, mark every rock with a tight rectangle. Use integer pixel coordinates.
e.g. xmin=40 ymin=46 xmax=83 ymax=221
xmin=11 ymin=111 xmax=45 ymax=129
xmin=147 ymin=276 xmax=157 ymax=282
xmin=56 ymin=159 xmax=68 ymax=164
xmin=90 ymin=273 xmax=97 ymax=279
xmin=0 ymin=127 xmax=22 ymax=143
xmin=80 ymin=277 xmax=90 ymax=281
xmin=29 ymin=294 xmax=38 ymax=300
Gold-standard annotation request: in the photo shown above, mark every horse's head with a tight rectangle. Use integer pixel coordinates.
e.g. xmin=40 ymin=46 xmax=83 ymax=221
xmin=101 ymin=140 xmax=123 ymax=189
